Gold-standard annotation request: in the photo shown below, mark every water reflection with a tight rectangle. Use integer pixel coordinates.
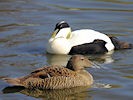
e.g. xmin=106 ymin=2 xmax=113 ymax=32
xmin=51 ymin=4 xmax=133 ymax=12
xmin=46 ymin=52 xmax=114 ymax=66
xmin=122 ymin=75 xmax=133 ymax=79
xmin=2 ymin=86 xmax=93 ymax=100
xmin=46 ymin=54 xmax=71 ymax=66
xmin=2 ymin=82 xmax=122 ymax=100
xmin=0 ymin=0 xmax=133 ymax=99
xmin=89 ymin=0 xmax=133 ymax=5
xmin=93 ymin=82 xmax=122 ymax=88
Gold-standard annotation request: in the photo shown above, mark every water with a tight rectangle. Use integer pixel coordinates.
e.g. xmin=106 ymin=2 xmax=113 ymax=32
xmin=0 ymin=0 xmax=133 ymax=100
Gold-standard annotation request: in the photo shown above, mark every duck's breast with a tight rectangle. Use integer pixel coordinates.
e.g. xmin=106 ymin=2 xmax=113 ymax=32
xmin=46 ymin=37 xmax=71 ymax=54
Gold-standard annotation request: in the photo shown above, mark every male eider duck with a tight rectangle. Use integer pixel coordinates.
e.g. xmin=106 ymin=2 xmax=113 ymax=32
xmin=46 ymin=21 xmax=133 ymax=55
xmin=3 ymin=55 xmax=93 ymax=89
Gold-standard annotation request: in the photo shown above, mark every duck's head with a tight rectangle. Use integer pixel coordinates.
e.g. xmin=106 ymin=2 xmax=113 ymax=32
xmin=66 ymin=55 xmax=92 ymax=71
xmin=51 ymin=21 xmax=72 ymax=39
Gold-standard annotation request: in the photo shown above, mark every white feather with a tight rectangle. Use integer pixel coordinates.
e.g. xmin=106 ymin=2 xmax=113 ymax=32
xmin=46 ymin=28 xmax=114 ymax=54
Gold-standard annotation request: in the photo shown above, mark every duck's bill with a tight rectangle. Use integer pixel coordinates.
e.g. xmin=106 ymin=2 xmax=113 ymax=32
xmin=51 ymin=29 xmax=59 ymax=38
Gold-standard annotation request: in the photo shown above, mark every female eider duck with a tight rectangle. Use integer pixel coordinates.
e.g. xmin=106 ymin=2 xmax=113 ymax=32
xmin=46 ymin=21 xmax=132 ymax=55
xmin=3 ymin=55 xmax=93 ymax=89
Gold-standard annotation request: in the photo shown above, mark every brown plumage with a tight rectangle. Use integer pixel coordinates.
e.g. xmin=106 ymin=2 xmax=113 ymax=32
xmin=3 ymin=55 xmax=93 ymax=89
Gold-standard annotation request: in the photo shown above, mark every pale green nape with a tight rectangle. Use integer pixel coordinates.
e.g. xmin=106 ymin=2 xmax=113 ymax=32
xmin=66 ymin=28 xmax=72 ymax=39
xmin=51 ymin=29 xmax=59 ymax=38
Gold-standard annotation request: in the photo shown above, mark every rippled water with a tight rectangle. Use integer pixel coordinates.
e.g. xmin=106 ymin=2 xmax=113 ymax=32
xmin=0 ymin=0 xmax=133 ymax=100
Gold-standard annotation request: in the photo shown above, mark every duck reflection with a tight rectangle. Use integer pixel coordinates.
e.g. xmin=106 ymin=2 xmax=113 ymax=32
xmin=2 ymin=86 xmax=93 ymax=100
xmin=46 ymin=54 xmax=71 ymax=66
xmin=46 ymin=52 xmax=114 ymax=66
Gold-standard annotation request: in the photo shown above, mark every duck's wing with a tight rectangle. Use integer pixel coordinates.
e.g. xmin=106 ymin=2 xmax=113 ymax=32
xmin=11 ymin=65 xmax=75 ymax=85
xmin=25 ymin=65 xmax=77 ymax=79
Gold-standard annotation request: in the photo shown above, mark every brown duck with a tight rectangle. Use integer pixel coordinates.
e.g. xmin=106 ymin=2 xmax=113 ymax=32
xmin=3 ymin=55 xmax=93 ymax=89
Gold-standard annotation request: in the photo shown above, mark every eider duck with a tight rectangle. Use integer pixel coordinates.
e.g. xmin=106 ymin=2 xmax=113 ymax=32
xmin=3 ymin=55 xmax=93 ymax=89
xmin=46 ymin=21 xmax=133 ymax=55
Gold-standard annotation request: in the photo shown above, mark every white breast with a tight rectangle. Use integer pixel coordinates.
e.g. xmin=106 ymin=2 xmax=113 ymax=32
xmin=46 ymin=37 xmax=71 ymax=54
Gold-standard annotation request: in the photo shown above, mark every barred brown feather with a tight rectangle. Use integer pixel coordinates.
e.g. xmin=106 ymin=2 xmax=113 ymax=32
xmin=3 ymin=55 xmax=93 ymax=89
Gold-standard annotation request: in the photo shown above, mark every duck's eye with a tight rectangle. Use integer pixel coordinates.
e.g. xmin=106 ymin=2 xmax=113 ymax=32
xmin=81 ymin=58 xmax=84 ymax=61
xmin=39 ymin=75 xmax=48 ymax=79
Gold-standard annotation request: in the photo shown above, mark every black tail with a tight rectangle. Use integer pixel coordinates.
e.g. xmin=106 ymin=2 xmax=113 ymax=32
xmin=109 ymin=36 xmax=133 ymax=50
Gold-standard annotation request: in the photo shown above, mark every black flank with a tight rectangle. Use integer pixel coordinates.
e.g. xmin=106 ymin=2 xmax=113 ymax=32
xmin=69 ymin=39 xmax=108 ymax=55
